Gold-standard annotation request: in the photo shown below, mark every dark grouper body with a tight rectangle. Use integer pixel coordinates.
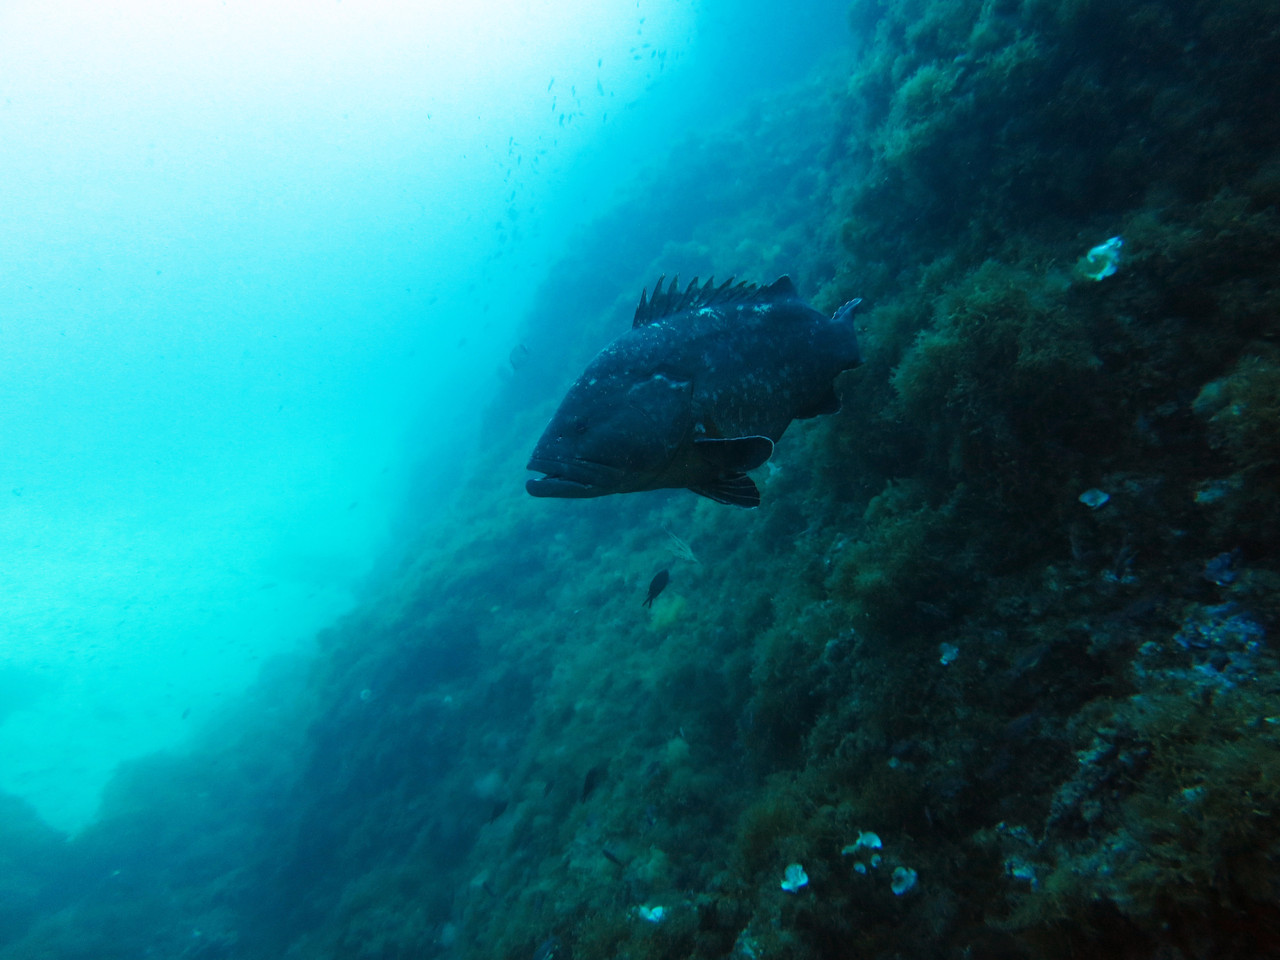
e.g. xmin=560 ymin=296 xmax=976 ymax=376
xmin=526 ymin=275 xmax=862 ymax=508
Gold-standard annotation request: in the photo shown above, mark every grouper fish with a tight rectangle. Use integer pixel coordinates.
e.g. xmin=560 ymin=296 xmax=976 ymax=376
xmin=525 ymin=275 xmax=862 ymax=508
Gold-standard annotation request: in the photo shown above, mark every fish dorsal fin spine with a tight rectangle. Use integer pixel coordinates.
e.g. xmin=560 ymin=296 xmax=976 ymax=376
xmin=633 ymin=274 xmax=801 ymax=327
xmin=763 ymin=275 xmax=799 ymax=301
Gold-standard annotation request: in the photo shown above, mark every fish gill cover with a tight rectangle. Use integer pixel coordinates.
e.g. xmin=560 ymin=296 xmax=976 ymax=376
xmin=2 ymin=0 xmax=1280 ymax=958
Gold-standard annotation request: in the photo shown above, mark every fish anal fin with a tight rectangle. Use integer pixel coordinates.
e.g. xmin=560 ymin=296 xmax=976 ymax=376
xmin=689 ymin=474 xmax=760 ymax=508
xmin=693 ymin=435 xmax=774 ymax=472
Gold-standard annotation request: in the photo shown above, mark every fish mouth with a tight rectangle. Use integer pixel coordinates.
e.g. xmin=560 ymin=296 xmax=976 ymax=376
xmin=525 ymin=457 xmax=621 ymax=498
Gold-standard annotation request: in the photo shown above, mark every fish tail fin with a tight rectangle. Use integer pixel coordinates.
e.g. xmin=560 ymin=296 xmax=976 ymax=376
xmin=830 ymin=298 xmax=863 ymax=368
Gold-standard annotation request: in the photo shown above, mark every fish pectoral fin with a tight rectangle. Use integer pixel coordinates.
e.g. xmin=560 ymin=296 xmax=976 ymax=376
xmin=693 ymin=435 xmax=774 ymax=472
xmin=797 ymin=385 xmax=842 ymax=419
xmin=689 ymin=474 xmax=761 ymax=508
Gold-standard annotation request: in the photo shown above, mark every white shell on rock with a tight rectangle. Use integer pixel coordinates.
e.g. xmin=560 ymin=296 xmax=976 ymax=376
xmin=891 ymin=866 xmax=918 ymax=896
xmin=1078 ymin=488 xmax=1110 ymax=509
xmin=780 ymin=863 xmax=809 ymax=893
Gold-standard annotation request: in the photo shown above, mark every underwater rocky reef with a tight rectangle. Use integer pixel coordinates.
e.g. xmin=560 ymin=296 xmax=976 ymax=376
xmin=3 ymin=0 xmax=1279 ymax=957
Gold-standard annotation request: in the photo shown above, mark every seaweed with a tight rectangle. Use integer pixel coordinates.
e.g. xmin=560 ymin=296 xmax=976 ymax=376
xmin=5 ymin=0 xmax=1280 ymax=957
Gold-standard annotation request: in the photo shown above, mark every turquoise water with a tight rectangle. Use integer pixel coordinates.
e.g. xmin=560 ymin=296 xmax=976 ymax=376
xmin=3 ymin=0 xmax=1279 ymax=957
xmin=0 ymin=1 xmax=845 ymax=829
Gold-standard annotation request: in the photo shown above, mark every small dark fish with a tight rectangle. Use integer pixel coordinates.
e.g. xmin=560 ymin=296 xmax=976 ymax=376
xmin=526 ymin=275 xmax=861 ymax=507
xmin=601 ymin=847 xmax=624 ymax=866
xmin=643 ymin=569 xmax=670 ymax=607
xmin=999 ymin=710 xmax=1041 ymax=741
xmin=581 ymin=762 xmax=608 ymax=801
xmin=1007 ymin=642 xmax=1053 ymax=678
xmin=509 ymin=343 xmax=531 ymax=371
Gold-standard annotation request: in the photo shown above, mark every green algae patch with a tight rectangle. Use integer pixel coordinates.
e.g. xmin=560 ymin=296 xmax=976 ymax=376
xmin=414 ymin=1 xmax=1280 ymax=953
xmin=1197 ymin=352 xmax=1280 ymax=470
xmin=825 ymin=480 xmax=965 ymax=633
xmin=647 ymin=593 xmax=687 ymax=631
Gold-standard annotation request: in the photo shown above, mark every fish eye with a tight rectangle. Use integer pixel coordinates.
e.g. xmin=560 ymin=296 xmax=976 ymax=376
xmin=573 ymin=419 xmax=590 ymax=435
